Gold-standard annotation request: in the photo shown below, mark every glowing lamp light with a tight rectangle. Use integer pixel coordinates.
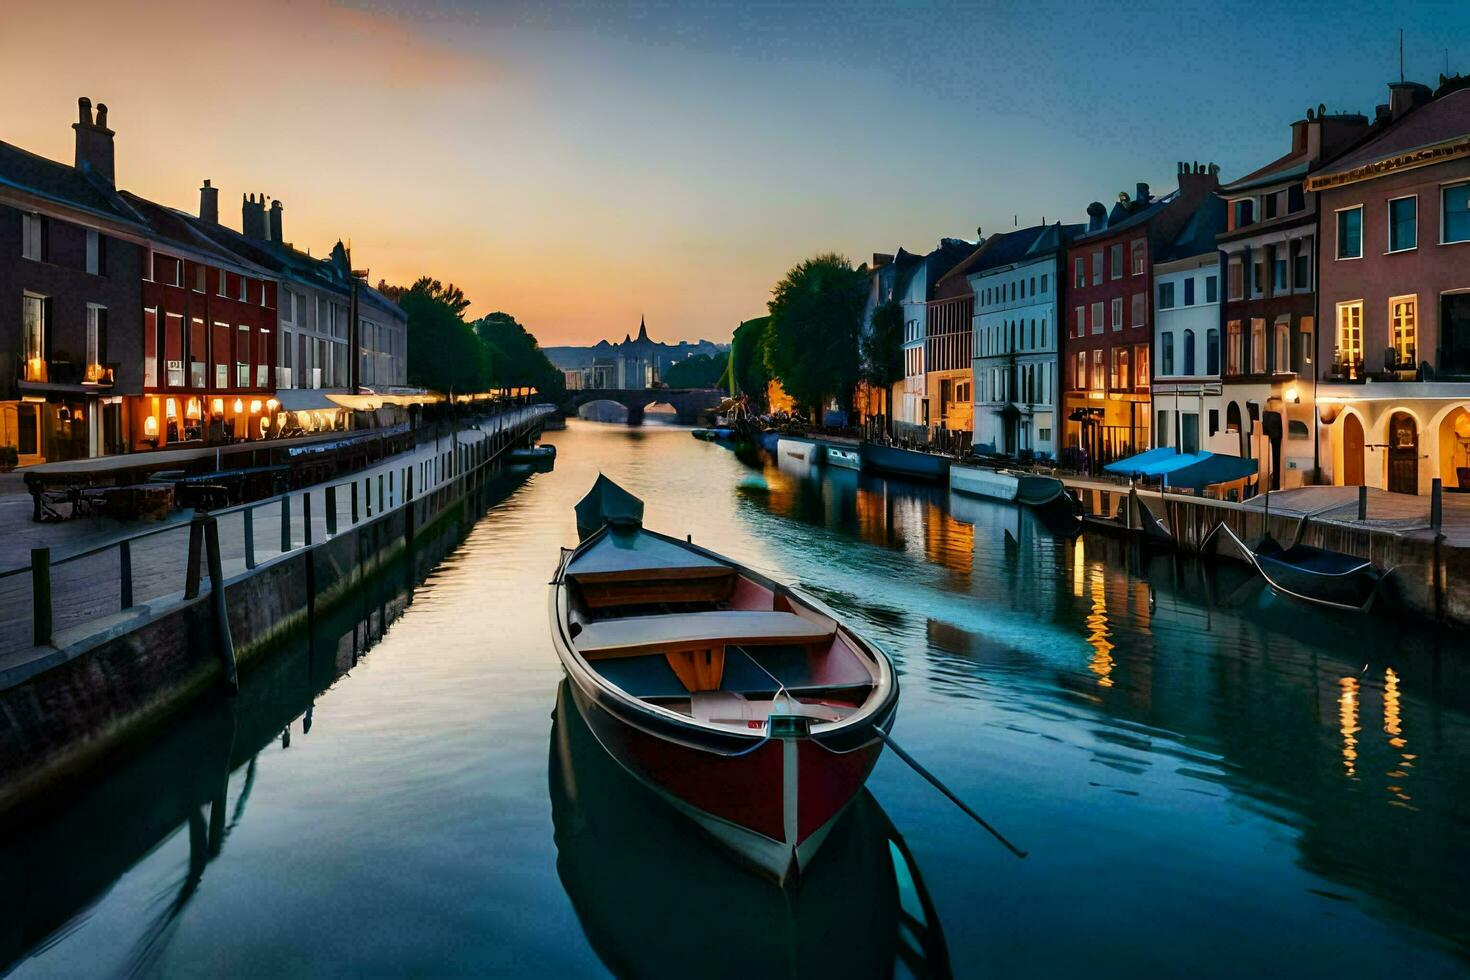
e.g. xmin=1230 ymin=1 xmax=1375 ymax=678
xmin=165 ymin=398 xmax=178 ymax=419
xmin=233 ymin=398 xmax=244 ymax=414
xmin=185 ymin=397 xmax=201 ymax=420
xmin=143 ymin=415 xmax=158 ymax=436
xmin=266 ymin=398 xmax=279 ymax=411
xmin=211 ymin=398 xmax=224 ymax=415
xmin=249 ymin=399 xmax=262 ymax=414
xmin=1285 ymin=385 xmax=1300 ymax=404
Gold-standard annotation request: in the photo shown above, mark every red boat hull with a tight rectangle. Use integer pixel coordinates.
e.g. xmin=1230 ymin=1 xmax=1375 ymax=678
xmin=567 ymin=681 xmax=883 ymax=878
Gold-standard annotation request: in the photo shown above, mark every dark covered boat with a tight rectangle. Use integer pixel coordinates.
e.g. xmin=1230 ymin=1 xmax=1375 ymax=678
xmin=1206 ymin=521 xmax=1383 ymax=612
xmin=862 ymin=443 xmax=950 ymax=481
xmin=549 ymin=681 xmax=950 ymax=978
xmin=550 ymin=478 xmax=899 ymax=882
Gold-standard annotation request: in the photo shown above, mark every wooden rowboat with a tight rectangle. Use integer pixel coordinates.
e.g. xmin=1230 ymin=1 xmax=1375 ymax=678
xmin=549 ymin=477 xmax=899 ymax=883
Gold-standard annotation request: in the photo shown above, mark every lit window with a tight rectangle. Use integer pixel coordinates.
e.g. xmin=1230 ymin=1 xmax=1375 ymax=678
xmin=1226 ymin=320 xmax=1242 ymax=375
xmin=1273 ymin=318 xmax=1290 ymax=374
xmin=1388 ymin=196 xmax=1417 ymax=252
xmin=1336 ymin=207 xmax=1362 ymax=259
xmin=22 ymin=292 xmax=47 ymax=381
xmin=1390 ymin=296 xmax=1416 ymax=365
xmin=1111 ymin=297 xmax=1123 ymax=331
xmin=1130 ymin=239 xmax=1145 ymax=275
xmin=1251 ymin=318 xmax=1266 ymax=374
xmin=1335 ymin=302 xmax=1362 ymax=377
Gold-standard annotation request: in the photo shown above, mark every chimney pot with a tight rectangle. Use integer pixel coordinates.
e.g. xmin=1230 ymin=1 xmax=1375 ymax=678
xmin=269 ymin=198 xmax=283 ymax=244
xmin=1135 ymin=182 xmax=1150 ymax=204
xmin=72 ymin=95 xmax=115 ymax=184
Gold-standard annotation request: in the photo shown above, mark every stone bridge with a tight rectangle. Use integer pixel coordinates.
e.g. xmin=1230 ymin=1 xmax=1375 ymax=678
xmin=563 ymin=388 xmax=726 ymax=424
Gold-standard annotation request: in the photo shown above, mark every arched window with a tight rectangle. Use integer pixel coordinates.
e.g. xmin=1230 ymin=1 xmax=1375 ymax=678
xmin=1183 ymin=329 xmax=1196 ymax=375
xmin=1206 ymin=328 xmax=1220 ymax=376
xmin=1161 ymin=332 xmax=1175 ymax=375
xmin=1226 ymin=401 xmax=1242 ymax=432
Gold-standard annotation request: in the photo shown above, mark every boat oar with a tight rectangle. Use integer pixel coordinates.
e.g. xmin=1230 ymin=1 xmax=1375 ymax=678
xmin=874 ymin=725 xmax=1028 ymax=859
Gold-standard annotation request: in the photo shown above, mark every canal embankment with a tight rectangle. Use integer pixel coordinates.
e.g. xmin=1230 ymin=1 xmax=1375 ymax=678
xmin=0 ymin=405 xmax=552 ymax=818
xmin=753 ymin=430 xmax=1470 ymax=627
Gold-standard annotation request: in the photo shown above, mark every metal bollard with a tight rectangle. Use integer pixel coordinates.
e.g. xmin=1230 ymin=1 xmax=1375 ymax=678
xmin=303 ymin=493 xmax=313 ymax=547
xmin=120 ymin=538 xmax=135 ymax=608
xmin=378 ymin=473 xmax=385 ymax=512
xmin=326 ymin=485 xmax=338 ymax=536
xmin=243 ymin=508 xmax=256 ymax=570
xmin=185 ymin=512 xmax=206 ymax=599
xmin=365 ymin=476 xmax=373 ymax=517
xmin=281 ymin=495 xmax=292 ymax=552
xmin=31 ymin=547 xmax=52 ymax=646
xmin=204 ymin=517 xmax=239 ymax=694
xmin=1431 ymin=477 xmax=1443 ymax=532
xmin=352 ymin=481 xmax=360 ymax=523
xmin=1358 ymin=484 xmax=1368 ymax=521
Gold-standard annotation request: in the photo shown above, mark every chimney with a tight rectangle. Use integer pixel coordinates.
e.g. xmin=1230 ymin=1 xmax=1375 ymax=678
xmin=1290 ymin=116 xmax=1308 ymax=153
xmin=242 ymin=193 xmax=266 ymax=240
xmin=1177 ymin=163 xmax=1219 ymax=200
xmin=269 ymin=199 xmax=283 ymax=244
xmin=1388 ymin=81 xmax=1432 ymax=121
xmin=1135 ymin=182 xmax=1151 ymax=206
xmin=872 ymin=252 xmax=893 ymax=269
xmin=1086 ymin=201 xmax=1107 ymax=232
xmin=199 ymin=179 xmax=219 ymax=224
xmin=72 ymin=96 xmax=116 ymax=185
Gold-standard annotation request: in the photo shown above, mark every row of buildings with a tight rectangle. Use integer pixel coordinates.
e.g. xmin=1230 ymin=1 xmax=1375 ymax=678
xmin=0 ymin=98 xmax=409 ymax=466
xmin=862 ymin=75 xmax=1470 ymax=497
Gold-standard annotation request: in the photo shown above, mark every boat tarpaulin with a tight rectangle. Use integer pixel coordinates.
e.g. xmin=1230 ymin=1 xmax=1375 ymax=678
xmin=566 ymin=529 xmax=728 ymax=582
xmin=1102 ymin=447 xmax=1180 ymax=477
xmin=575 ymin=475 xmax=645 ymax=539
xmin=1164 ymin=453 xmax=1258 ymax=492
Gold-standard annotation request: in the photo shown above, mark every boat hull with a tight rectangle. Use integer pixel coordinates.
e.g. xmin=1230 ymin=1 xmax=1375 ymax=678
xmin=949 ymin=463 xmax=1017 ymax=501
xmin=825 ymin=446 xmax=862 ymax=470
xmin=1254 ymin=548 xmax=1381 ymax=610
xmin=863 ymin=443 xmax=950 ymax=481
xmin=563 ymin=674 xmax=885 ymax=881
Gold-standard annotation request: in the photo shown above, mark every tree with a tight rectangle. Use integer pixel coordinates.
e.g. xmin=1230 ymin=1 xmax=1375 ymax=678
xmin=393 ymin=276 xmax=485 ymax=393
xmin=473 ymin=311 xmax=566 ymax=397
xmin=860 ymin=298 xmax=904 ymax=435
xmin=764 ymin=253 xmax=866 ymax=416
xmin=662 ymin=352 xmax=729 ymax=389
xmin=727 ymin=316 xmax=772 ymax=408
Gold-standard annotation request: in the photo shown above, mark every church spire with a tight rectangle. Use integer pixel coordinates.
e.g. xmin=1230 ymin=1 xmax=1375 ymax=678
xmin=637 ymin=314 xmax=649 ymax=343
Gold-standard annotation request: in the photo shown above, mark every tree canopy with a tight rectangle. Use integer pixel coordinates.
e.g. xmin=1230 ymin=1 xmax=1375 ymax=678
xmin=861 ymin=298 xmax=905 ymax=390
xmin=473 ymin=311 xmax=566 ymax=397
xmin=763 ymin=254 xmax=867 ymax=414
xmin=662 ymin=352 xmax=729 ymax=389
xmin=727 ymin=316 xmax=772 ymax=407
xmin=393 ymin=277 xmax=483 ymax=393
xmin=379 ymin=279 xmax=562 ymax=396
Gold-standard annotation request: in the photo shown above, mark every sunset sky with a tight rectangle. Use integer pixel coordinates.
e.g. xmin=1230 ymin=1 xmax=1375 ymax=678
xmin=1 ymin=0 xmax=1466 ymax=346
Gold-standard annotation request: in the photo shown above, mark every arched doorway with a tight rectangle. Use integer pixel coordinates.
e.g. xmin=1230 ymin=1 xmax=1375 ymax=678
xmin=1226 ymin=402 xmax=1243 ymax=457
xmin=1342 ymin=413 xmax=1365 ymax=486
xmin=1386 ymin=411 xmax=1418 ymax=494
xmin=1439 ymin=406 xmax=1470 ymax=489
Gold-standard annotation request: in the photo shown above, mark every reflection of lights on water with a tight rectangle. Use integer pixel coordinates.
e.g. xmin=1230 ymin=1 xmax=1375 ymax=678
xmin=1087 ymin=565 xmax=1113 ymax=687
xmin=1338 ymin=677 xmax=1359 ymax=779
xmin=1072 ymin=537 xmax=1085 ymax=598
xmin=1382 ymin=667 xmax=1416 ymax=808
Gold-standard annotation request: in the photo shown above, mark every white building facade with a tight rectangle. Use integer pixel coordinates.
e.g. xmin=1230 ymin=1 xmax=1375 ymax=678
xmin=1152 ymin=252 xmax=1228 ymax=455
xmin=969 ymin=224 xmax=1072 ymax=460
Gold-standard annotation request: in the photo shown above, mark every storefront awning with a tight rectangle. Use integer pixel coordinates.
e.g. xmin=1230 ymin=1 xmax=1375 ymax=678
xmin=276 ymin=388 xmax=348 ymax=412
xmin=1103 ymin=447 xmax=1184 ymax=477
xmin=1163 ymin=453 xmax=1258 ymax=492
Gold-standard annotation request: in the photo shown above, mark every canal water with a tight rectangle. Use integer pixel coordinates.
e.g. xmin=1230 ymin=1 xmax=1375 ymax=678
xmin=4 ymin=420 xmax=1469 ymax=978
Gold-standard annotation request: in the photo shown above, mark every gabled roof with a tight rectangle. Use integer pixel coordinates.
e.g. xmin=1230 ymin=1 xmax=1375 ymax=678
xmin=1311 ymin=86 xmax=1470 ymax=182
xmin=1026 ymin=222 xmax=1084 ymax=257
xmin=0 ymin=139 xmax=147 ymax=229
xmin=1156 ymin=194 xmax=1226 ymax=263
xmin=1217 ymin=150 xmax=1307 ymax=195
xmin=1071 ymin=191 xmax=1178 ymax=243
xmin=120 ymin=192 xmax=273 ymax=274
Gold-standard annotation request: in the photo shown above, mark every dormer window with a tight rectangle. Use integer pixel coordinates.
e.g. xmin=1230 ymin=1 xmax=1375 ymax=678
xmin=1233 ymin=199 xmax=1254 ymax=228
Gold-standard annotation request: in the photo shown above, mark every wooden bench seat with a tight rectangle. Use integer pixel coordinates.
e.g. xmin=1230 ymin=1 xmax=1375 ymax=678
xmin=574 ymin=610 xmax=835 ymax=660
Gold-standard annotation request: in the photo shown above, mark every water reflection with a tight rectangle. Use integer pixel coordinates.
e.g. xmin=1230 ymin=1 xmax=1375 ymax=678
xmin=548 ymin=682 xmax=951 ymax=980
xmin=0 ymin=467 xmax=532 ymax=975
xmin=725 ymin=437 xmax=1470 ymax=960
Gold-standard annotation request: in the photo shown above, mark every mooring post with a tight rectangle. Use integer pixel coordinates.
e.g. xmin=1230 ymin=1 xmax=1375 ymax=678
xmin=1431 ymin=477 xmax=1443 ymax=532
xmin=204 ymin=516 xmax=239 ymax=694
xmin=364 ymin=476 xmax=373 ymax=517
xmin=31 ymin=547 xmax=52 ymax=647
xmin=242 ymin=507 xmax=256 ymax=570
xmin=326 ymin=485 xmax=338 ymax=536
xmin=281 ymin=495 xmax=291 ymax=553
xmin=1358 ymin=485 xmax=1368 ymax=521
xmin=388 ymin=469 xmax=395 ymax=507
xmin=351 ymin=480 xmax=360 ymax=523
xmin=303 ymin=492 xmax=313 ymax=547
xmin=119 ymin=538 xmax=135 ymax=609
xmin=378 ymin=473 xmax=385 ymax=512
xmin=185 ymin=512 xmax=206 ymax=600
